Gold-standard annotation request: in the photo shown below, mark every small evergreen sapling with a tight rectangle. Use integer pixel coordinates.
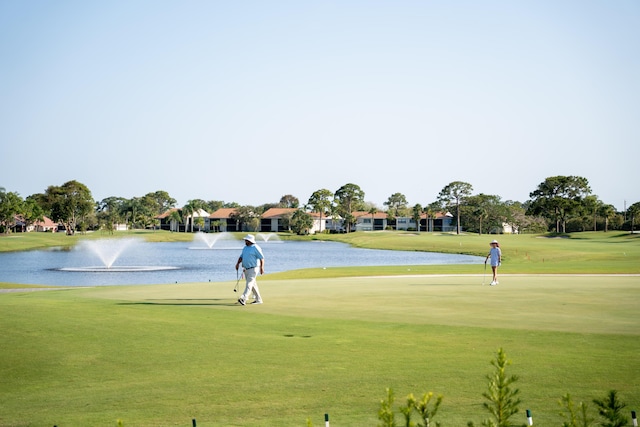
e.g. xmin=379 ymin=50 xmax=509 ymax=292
xmin=468 ymin=348 xmax=526 ymax=427
xmin=593 ymin=390 xmax=629 ymax=427
xmin=559 ymin=393 xmax=595 ymax=427
xmin=377 ymin=388 xmax=443 ymax=427
xmin=378 ymin=387 xmax=397 ymax=427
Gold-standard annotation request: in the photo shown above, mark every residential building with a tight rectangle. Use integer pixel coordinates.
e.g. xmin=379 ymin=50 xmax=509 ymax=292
xmin=352 ymin=211 xmax=388 ymax=231
xmin=206 ymin=208 xmax=240 ymax=232
xmin=156 ymin=208 xmax=181 ymax=232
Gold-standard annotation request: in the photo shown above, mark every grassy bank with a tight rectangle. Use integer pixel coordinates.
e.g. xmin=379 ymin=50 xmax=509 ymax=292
xmin=1 ymin=275 xmax=638 ymax=426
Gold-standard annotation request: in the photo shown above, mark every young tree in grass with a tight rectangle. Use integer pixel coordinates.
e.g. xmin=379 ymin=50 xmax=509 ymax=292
xmin=593 ymin=390 xmax=628 ymax=427
xmin=468 ymin=348 xmax=525 ymax=427
xmin=559 ymin=394 xmax=595 ymax=427
xmin=378 ymin=388 xmax=396 ymax=427
xmin=438 ymin=181 xmax=473 ymax=234
xmin=377 ymin=388 xmax=443 ymax=427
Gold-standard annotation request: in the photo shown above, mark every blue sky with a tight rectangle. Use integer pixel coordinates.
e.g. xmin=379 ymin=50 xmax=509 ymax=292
xmin=1 ymin=1 xmax=638 ymax=211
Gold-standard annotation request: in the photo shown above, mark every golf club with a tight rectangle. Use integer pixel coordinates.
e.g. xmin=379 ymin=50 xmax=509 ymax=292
xmin=482 ymin=261 xmax=487 ymax=286
xmin=234 ymin=269 xmax=241 ymax=292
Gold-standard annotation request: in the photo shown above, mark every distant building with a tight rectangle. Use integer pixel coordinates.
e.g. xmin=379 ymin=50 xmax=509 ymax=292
xmin=258 ymin=208 xmax=325 ymax=234
xmin=352 ymin=211 xmax=388 ymax=231
xmin=156 ymin=208 xmax=181 ymax=232
xmin=207 ymin=208 xmax=240 ymax=232
xmin=31 ymin=216 xmax=58 ymax=232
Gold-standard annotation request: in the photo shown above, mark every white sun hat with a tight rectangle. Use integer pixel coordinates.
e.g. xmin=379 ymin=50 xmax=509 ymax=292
xmin=491 ymin=239 xmax=499 ymax=244
xmin=243 ymin=234 xmax=256 ymax=244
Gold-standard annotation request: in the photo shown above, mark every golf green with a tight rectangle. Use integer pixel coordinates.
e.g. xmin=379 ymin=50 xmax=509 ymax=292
xmin=1 ymin=274 xmax=638 ymax=426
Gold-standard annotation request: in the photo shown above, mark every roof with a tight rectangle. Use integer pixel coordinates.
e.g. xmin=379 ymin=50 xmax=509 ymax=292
xmin=191 ymin=208 xmax=210 ymax=218
xmin=208 ymin=208 xmax=238 ymax=219
xmin=34 ymin=216 xmax=57 ymax=227
xmin=156 ymin=208 xmax=179 ymax=219
xmin=261 ymin=208 xmax=298 ymax=218
xmin=351 ymin=211 xmax=388 ymax=219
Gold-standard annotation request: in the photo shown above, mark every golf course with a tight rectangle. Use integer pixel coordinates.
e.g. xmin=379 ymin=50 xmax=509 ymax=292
xmin=1 ymin=231 xmax=639 ymax=426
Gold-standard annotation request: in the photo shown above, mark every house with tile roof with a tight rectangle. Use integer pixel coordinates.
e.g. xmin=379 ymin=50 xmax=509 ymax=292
xmin=156 ymin=208 xmax=210 ymax=232
xmin=352 ymin=211 xmax=389 ymax=231
xmin=260 ymin=208 xmax=297 ymax=232
xmin=156 ymin=208 xmax=181 ymax=232
xmin=261 ymin=208 xmax=326 ymax=234
xmin=10 ymin=215 xmax=59 ymax=232
xmin=30 ymin=215 xmax=58 ymax=232
xmin=206 ymin=208 xmax=240 ymax=232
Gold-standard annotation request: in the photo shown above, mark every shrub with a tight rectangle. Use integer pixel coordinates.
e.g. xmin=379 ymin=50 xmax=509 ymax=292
xmin=467 ymin=348 xmax=525 ymax=427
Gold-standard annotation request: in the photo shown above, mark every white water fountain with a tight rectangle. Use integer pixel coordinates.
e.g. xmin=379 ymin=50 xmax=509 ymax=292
xmin=59 ymin=238 xmax=178 ymax=272
xmin=257 ymin=233 xmax=283 ymax=243
xmin=190 ymin=232 xmax=237 ymax=249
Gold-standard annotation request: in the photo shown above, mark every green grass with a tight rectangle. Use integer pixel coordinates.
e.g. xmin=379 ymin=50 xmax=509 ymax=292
xmin=300 ymin=230 xmax=640 ymax=274
xmin=0 ymin=229 xmax=194 ymax=253
xmin=1 ymin=230 xmax=639 ymax=425
xmin=1 ymin=276 xmax=639 ymax=426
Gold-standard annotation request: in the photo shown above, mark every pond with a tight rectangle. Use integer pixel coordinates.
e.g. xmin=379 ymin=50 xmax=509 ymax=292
xmin=0 ymin=238 xmax=483 ymax=286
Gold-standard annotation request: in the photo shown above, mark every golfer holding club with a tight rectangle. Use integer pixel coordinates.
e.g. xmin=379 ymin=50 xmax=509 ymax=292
xmin=235 ymin=234 xmax=265 ymax=305
xmin=485 ymin=239 xmax=502 ymax=286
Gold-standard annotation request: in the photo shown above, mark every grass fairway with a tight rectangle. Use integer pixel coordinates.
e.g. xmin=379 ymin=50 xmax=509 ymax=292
xmin=1 ymin=275 xmax=639 ymax=426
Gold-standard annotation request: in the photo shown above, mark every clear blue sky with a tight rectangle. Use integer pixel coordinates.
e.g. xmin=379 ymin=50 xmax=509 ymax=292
xmin=1 ymin=1 xmax=638 ymax=211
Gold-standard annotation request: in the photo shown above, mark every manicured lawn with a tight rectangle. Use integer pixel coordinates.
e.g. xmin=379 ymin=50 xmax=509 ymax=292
xmin=1 ymin=275 xmax=638 ymax=426
xmin=299 ymin=230 xmax=640 ymax=274
xmin=0 ymin=229 xmax=194 ymax=253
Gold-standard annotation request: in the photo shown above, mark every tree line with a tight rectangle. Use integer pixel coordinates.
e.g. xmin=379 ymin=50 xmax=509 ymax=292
xmin=1 ymin=176 xmax=638 ymax=235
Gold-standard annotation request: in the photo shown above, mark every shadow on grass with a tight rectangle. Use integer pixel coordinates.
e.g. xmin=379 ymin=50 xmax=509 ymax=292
xmin=117 ymin=299 xmax=239 ymax=306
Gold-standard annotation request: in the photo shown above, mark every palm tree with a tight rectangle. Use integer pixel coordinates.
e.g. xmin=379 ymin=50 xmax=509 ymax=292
xmin=307 ymin=189 xmax=333 ymax=234
xmin=183 ymin=200 xmax=205 ymax=233
xmin=368 ymin=206 xmax=378 ymax=231
xmin=628 ymin=202 xmax=640 ymax=234
xmin=423 ymin=202 xmax=440 ymax=233
xmin=599 ymin=204 xmax=616 ymax=233
xmin=168 ymin=209 xmax=182 ymax=232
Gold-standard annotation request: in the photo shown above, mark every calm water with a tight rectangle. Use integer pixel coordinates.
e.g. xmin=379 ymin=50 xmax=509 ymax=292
xmin=0 ymin=239 xmax=483 ymax=286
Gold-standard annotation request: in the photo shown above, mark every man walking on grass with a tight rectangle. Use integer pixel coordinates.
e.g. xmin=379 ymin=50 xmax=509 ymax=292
xmin=235 ymin=234 xmax=265 ymax=305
